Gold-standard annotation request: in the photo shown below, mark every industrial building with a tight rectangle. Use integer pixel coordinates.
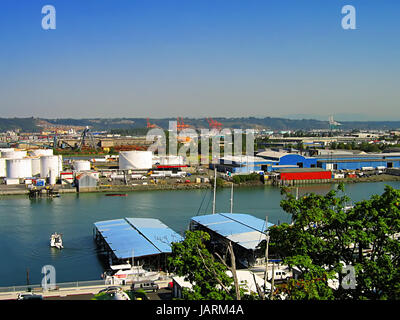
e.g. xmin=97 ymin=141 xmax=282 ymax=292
xmin=75 ymin=172 xmax=99 ymax=192
xmin=94 ymin=217 xmax=183 ymax=269
xmin=256 ymin=150 xmax=318 ymax=171
xmin=278 ymin=168 xmax=332 ymax=181
xmin=314 ymin=152 xmax=400 ymax=171
xmin=190 ymin=213 xmax=273 ymax=268
xmin=256 ymin=149 xmax=400 ymax=172
xmin=211 ymin=151 xmax=319 ymax=174
xmin=210 ymin=155 xmax=271 ymax=174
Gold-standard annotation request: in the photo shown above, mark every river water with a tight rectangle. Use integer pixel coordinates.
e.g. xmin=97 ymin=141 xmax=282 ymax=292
xmin=1 ymin=181 xmax=399 ymax=287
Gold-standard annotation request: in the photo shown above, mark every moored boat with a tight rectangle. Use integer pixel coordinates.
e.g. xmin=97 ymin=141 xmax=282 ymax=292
xmin=103 ymin=263 xmax=159 ymax=285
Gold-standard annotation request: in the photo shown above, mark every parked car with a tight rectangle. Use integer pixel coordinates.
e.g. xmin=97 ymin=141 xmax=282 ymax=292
xmin=17 ymin=293 xmax=43 ymax=300
xmin=131 ymin=281 xmax=159 ymax=292
xmin=98 ymin=286 xmax=123 ymax=294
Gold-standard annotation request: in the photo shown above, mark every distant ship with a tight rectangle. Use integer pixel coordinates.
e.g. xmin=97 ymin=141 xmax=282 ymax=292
xmin=50 ymin=232 xmax=63 ymax=249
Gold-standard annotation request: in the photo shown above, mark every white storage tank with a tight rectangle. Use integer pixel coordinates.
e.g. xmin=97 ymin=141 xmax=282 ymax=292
xmin=29 ymin=149 xmax=53 ymax=157
xmin=119 ymin=151 xmax=153 ymax=170
xmin=40 ymin=155 xmax=62 ymax=178
xmin=0 ymin=158 xmax=6 ymax=177
xmin=49 ymin=169 xmax=57 ymax=185
xmin=31 ymin=158 xmax=41 ymax=176
xmin=73 ymin=160 xmax=91 ymax=171
xmin=6 ymin=158 xmax=32 ymax=179
xmin=1 ymin=150 xmax=27 ymax=159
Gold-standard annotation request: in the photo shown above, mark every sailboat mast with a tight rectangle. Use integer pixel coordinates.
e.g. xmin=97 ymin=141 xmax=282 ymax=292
xmin=230 ymin=182 xmax=234 ymax=213
xmin=212 ymin=167 xmax=217 ymax=214
xmin=263 ymin=215 xmax=269 ymax=296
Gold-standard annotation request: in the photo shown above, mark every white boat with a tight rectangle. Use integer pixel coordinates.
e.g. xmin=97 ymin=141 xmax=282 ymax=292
xmin=50 ymin=232 xmax=63 ymax=249
xmin=103 ymin=263 xmax=160 ymax=285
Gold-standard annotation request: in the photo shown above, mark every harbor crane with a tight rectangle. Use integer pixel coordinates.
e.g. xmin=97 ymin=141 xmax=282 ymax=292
xmin=77 ymin=126 xmax=98 ymax=151
xmin=146 ymin=118 xmax=160 ymax=129
xmin=177 ymin=117 xmax=191 ymax=131
xmin=206 ymin=117 xmax=222 ymax=130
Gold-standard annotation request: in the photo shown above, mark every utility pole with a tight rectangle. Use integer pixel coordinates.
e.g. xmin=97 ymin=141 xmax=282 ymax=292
xmin=270 ymin=262 xmax=275 ymax=300
xmin=212 ymin=167 xmax=217 ymax=214
xmin=263 ymin=216 xmax=269 ymax=297
xmin=26 ymin=268 xmax=30 ymax=292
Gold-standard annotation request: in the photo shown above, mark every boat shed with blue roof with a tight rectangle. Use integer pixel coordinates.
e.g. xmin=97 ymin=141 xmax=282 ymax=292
xmin=94 ymin=217 xmax=183 ymax=269
xmin=190 ymin=213 xmax=273 ymax=268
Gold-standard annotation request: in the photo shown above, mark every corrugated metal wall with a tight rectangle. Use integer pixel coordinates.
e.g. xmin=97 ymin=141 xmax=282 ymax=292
xmin=280 ymin=170 xmax=332 ymax=181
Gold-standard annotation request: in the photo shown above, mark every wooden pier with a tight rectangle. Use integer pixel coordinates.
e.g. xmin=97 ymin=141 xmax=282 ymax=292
xmin=28 ymin=187 xmax=60 ymax=199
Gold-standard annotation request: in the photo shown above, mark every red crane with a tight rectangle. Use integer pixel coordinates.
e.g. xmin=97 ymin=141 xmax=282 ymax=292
xmin=206 ymin=117 xmax=222 ymax=130
xmin=177 ymin=117 xmax=190 ymax=131
xmin=147 ymin=118 xmax=159 ymax=128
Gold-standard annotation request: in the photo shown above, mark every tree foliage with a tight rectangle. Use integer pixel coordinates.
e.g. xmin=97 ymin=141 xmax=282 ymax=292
xmin=270 ymin=184 xmax=400 ymax=300
xmin=168 ymin=230 xmax=235 ymax=300
xmin=232 ymin=173 xmax=261 ymax=184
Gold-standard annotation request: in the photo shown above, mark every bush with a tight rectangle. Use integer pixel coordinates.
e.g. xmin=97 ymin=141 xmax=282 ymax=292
xmin=232 ymin=173 xmax=261 ymax=184
xmin=210 ymin=177 xmax=224 ymax=188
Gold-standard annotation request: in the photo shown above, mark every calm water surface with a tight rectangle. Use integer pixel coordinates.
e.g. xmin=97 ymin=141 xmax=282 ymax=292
xmin=1 ymin=181 xmax=399 ymax=286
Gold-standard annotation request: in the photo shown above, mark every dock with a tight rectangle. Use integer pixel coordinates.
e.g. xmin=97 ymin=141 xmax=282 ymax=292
xmin=94 ymin=217 xmax=183 ymax=268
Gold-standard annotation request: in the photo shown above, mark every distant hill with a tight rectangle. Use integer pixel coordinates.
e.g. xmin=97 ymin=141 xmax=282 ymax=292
xmin=1 ymin=117 xmax=400 ymax=132
xmin=0 ymin=117 xmax=40 ymax=132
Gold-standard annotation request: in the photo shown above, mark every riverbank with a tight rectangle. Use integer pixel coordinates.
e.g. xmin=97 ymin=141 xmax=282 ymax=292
xmin=1 ymin=174 xmax=400 ymax=196
xmin=228 ymin=174 xmax=400 ymax=188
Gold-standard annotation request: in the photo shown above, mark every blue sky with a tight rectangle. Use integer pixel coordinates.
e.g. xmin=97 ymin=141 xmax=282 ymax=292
xmin=0 ymin=0 xmax=399 ymax=120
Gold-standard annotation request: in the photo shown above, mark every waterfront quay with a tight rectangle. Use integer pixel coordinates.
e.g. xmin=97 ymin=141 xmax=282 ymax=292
xmin=1 ymin=146 xmax=400 ymax=197
xmin=0 ymin=278 xmax=172 ymax=300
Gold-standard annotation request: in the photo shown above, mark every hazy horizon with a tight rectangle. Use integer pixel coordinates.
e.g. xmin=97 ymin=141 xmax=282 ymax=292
xmin=1 ymin=0 xmax=399 ymax=120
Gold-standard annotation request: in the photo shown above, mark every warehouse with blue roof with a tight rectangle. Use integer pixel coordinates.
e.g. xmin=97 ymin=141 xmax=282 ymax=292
xmin=190 ymin=213 xmax=274 ymax=268
xmin=94 ymin=217 xmax=183 ymax=269
xmin=314 ymin=152 xmax=400 ymax=171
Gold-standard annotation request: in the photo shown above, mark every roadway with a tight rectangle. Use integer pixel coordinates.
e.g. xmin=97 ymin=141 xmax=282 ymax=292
xmin=0 ymin=280 xmax=172 ymax=300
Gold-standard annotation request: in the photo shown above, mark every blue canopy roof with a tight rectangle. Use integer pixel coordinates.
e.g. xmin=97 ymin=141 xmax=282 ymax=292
xmin=125 ymin=218 xmax=183 ymax=253
xmin=94 ymin=218 xmax=183 ymax=260
xmin=191 ymin=213 xmax=273 ymax=250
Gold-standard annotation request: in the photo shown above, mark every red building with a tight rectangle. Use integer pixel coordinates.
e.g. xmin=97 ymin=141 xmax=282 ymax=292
xmin=279 ymin=168 xmax=332 ymax=181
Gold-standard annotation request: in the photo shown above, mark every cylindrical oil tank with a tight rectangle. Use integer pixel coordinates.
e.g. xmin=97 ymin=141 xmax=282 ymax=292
xmin=31 ymin=158 xmax=41 ymax=176
xmin=0 ymin=158 xmax=6 ymax=177
xmin=40 ymin=155 xmax=62 ymax=178
xmin=73 ymin=160 xmax=91 ymax=171
xmin=6 ymin=158 xmax=32 ymax=179
xmin=49 ymin=168 xmax=57 ymax=185
xmin=1 ymin=150 xmax=27 ymax=159
xmin=119 ymin=151 xmax=153 ymax=170
xmin=28 ymin=149 xmax=53 ymax=157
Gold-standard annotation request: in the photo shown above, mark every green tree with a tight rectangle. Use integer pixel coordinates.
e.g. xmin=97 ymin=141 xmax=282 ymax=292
xmin=269 ymin=184 xmax=400 ymax=300
xmin=168 ymin=230 xmax=235 ymax=300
